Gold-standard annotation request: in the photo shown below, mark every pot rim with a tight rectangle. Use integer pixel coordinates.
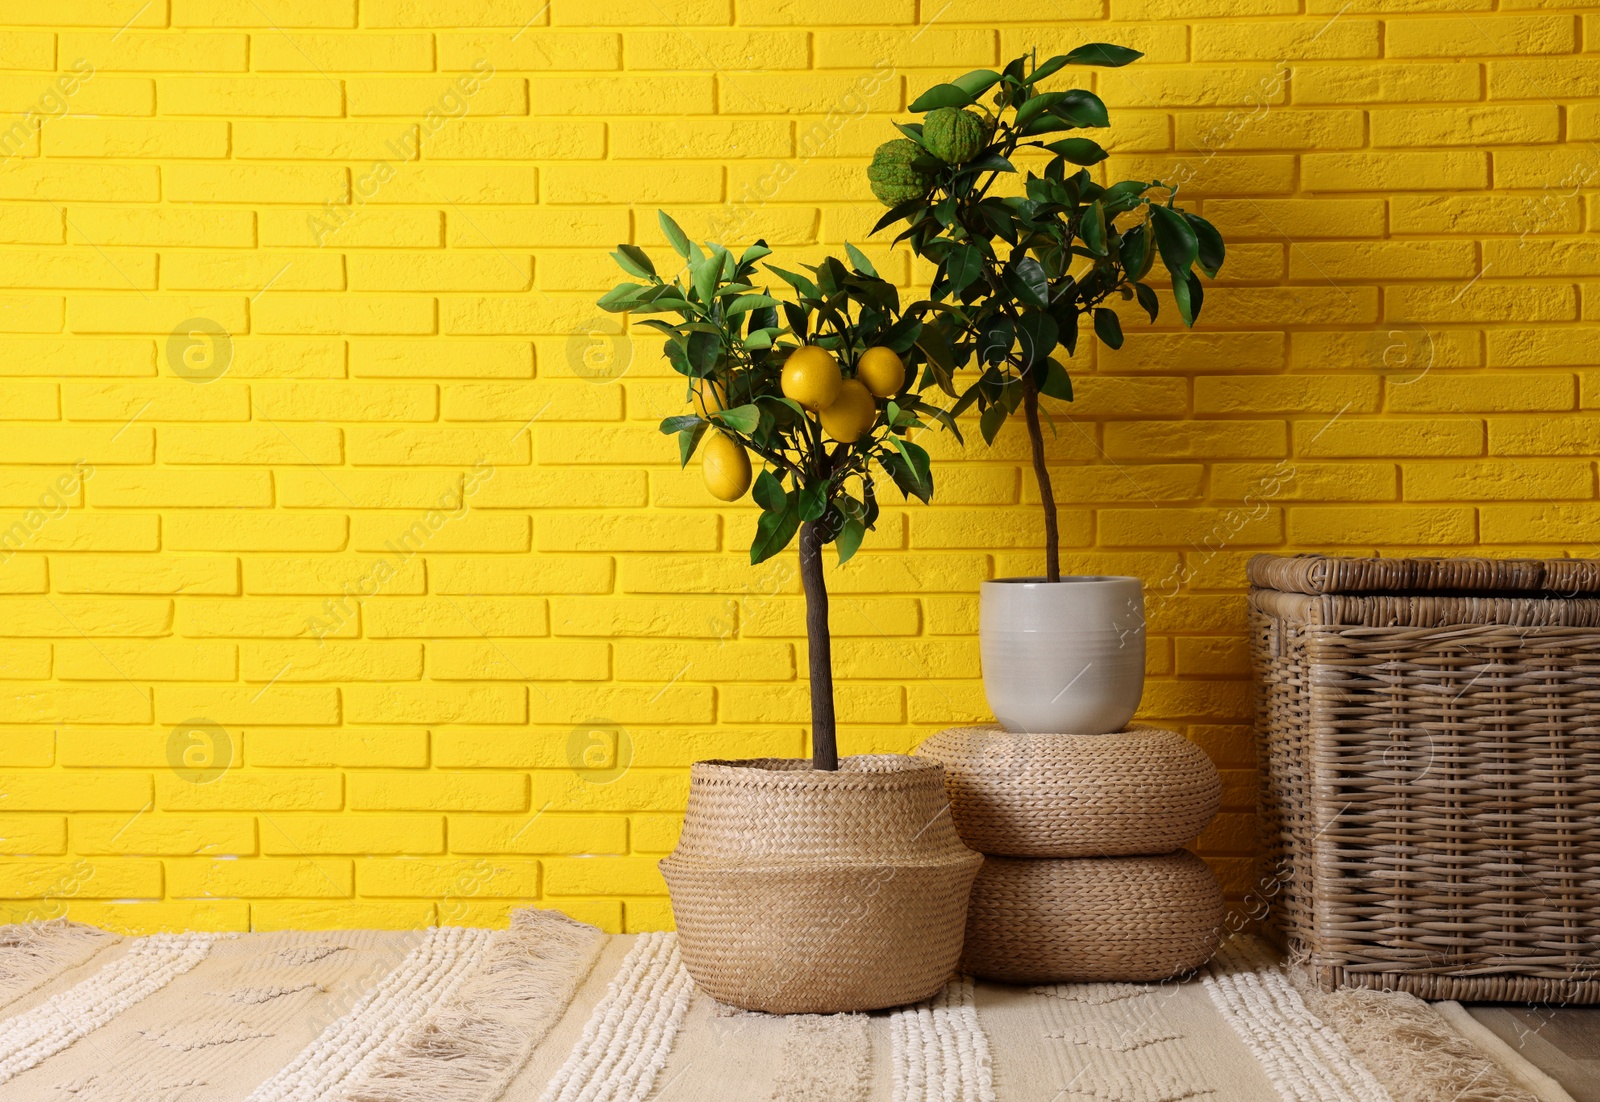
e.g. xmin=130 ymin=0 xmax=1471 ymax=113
xmin=982 ymin=574 xmax=1141 ymax=587
xmin=689 ymin=754 xmax=945 ymax=787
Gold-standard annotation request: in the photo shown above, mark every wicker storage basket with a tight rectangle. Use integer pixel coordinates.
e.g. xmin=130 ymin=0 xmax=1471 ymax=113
xmin=1251 ymin=553 xmax=1600 ymax=1002
xmin=916 ymin=725 xmax=1221 ymax=857
xmin=659 ymin=755 xmax=982 ymax=1014
xmin=961 ymin=851 xmax=1224 ymax=983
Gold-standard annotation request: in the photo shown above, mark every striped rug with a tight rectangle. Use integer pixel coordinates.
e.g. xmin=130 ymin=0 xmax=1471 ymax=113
xmin=0 ymin=911 xmax=1570 ymax=1102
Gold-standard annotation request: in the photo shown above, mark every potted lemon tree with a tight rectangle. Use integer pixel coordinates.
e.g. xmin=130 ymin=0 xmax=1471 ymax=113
xmin=871 ymin=48 xmax=1226 ymax=735
xmin=597 ymin=215 xmax=980 ymax=1014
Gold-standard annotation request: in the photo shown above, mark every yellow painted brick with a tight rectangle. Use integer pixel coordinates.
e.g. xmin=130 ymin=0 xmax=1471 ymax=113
xmin=0 ymin=597 xmax=168 ymax=636
xmin=0 ymin=858 xmax=161 ymax=899
xmin=1388 ymin=373 xmax=1574 ymax=414
xmin=0 ymin=338 xmax=152 ymax=377
xmin=741 ymin=596 xmax=921 ymax=638
xmin=0 ymin=725 xmax=51 ymax=763
xmin=1290 ymin=61 xmax=1480 ymax=104
xmin=629 ymin=814 xmax=680 ymax=854
xmin=1493 ymin=149 xmax=1600 ymax=191
xmin=158 ymin=76 xmax=343 ymax=116
xmin=1018 ymin=465 xmax=1202 ymax=505
xmin=1388 ymin=14 xmax=1573 ymax=58
xmin=1175 ymin=637 xmax=1251 ymax=678
xmin=0 ymin=296 xmax=61 ymax=332
xmin=72 ymin=814 xmax=253 ymax=856
xmin=160 ymin=252 xmax=345 ymax=293
xmin=1195 ymin=375 xmax=1379 ymax=415
xmin=0 ymin=515 xmax=157 ymax=553
xmin=178 ymin=597 xmax=357 ymax=640
xmin=156 ymin=771 xmax=341 ymax=812
xmin=0 ymin=380 xmax=56 ymax=419
xmin=0 ymin=30 xmax=52 ymax=68
xmin=55 ymin=641 xmax=236 ymax=681
xmin=347 ymin=426 xmax=528 ymax=467
xmin=521 ymin=684 xmax=714 ymax=726
xmin=351 ymin=339 xmax=529 ymax=378
xmin=257 ymin=297 xmax=437 ymax=337
xmin=617 ymin=553 xmax=797 ymax=595
xmin=1484 ymin=240 xmax=1600 ymax=279
xmin=0 ymin=249 xmax=156 ymax=291
xmin=429 ymin=640 xmax=610 ymax=680
xmin=55 ymin=728 xmax=186 ymax=767
xmin=371 ymin=167 xmax=544 ymax=207
xmin=0 ymin=814 xmax=65 ymax=854
xmin=1303 ymin=152 xmax=1487 ymax=192
xmin=423 ymin=120 xmax=606 ymax=160
xmin=0 ymin=771 xmax=149 ymax=810
xmin=542 ymin=164 xmax=721 ymax=206
xmin=248 ymin=728 xmax=427 ymax=768
xmin=437 ymin=30 xmax=613 ymax=68
xmin=1105 ymin=421 xmax=1286 ymax=460
xmin=1297 ymin=419 xmax=1482 ymax=458
xmin=471 ymin=470 xmax=643 ymax=510
xmin=1102 ymin=508 xmax=1282 ymax=548
xmin=242 ymin=642 xmax=422 ymax=682
xmin=1187 ymin=19 xmax=1376 ymax=60
xmin=429 ymin=555 xmax=613 ymax=595
xmin=169 ymin=858 xmax=351 ymax=899
xmin=449 ymin=814 xmax=626 ymax=855
xmin=158 ymin=425 xmax=343 ymax=467
xmin=1404 ymin=459 xmax=1592 ymax=502
xmin=165 ymin=165 xmax=348 ymax=205
xmin=1295 ymin=328 xmax=1482 ymax=373
xmin=1289 ymin=506 xmax=1476 ymax=545
xmin=227 ymin=339 xmax=345 ymax=379
xmin=358 ymin=856 xmax=540 ymax=898
xmin=241 ymin=554 xmax=425 ymax=596
xmin=1213 ymin=461 xmax=1396 ymax=502
xmin=253 ymin=383 xmax=436 ymax=424
xmin=549 ymin=597 xmax=728 ymax=638
xmin=0 ymin=165 xmax=159 ymax=203
xmin=911 ymin=507 xmax=1089 ymax=551
xmin=164 ymin=513 xmax=347 ymax=552
xmin=444 ymin=210 xmax=626 ymax=250
xmin=1391 ymin=194 xmax=1581 ymax=236
xmin=348 ymin=771 xmax=526 ymax=812
xmin=539 ymin=514 xmax=719 ymax=553
xmin=1388 ymin=284 xmax=1575 ymax=325
xmin=1489 ymin=417 xmax=1600 ymax=457
xmin=543 ymin=856 xmax=664 ymax=897
xmin=172 ymin=0 xmax=354 ymax=25
xmin=363 ymin=596 xmax=546 ymax=639
xmin=261 ymin=814 xmax=440 ymax=854
xmin=260 ymin=208 xmax=441 ymax=248
xmin=1178 ymin=109 xmax=1363 ymax=153
xmin=1482 ymin=504 xmax=1600 ymax=545
xmin=65 ymin=207 xmax=252 ymax=248
xmin=253 ymin=33 xmax=431 ymax=71
xmin=67 ymin=296 xmax=251 ymax=336
xmin=1490 ymin=58 xmax=1600 ymax=101
xmin=350 ymin=513 xmax=528 ymax=554
xmin=349 ymin=253 xmax=530 ymax=293
xmin=0 ymin=556 xmax=46 ymax=594
xmin=611 ymin=640 xmax=786 ymax=681
xmin=90 ymin=470 xmax=268 ymax=508
xmin=156 ymin=686 xmax=338 ymax=726
xmin=1372 ymin=106 xmax=1560 ymax=148
xmin=344 ymin=77 xmax=527 ymax=117
xmin=1289 ymin=241 xmax=1478 ymax=282
xmin=48 ymin=119 xmax=229 ymax=159
xmin=345 ymin=683 xmax=526 ymax=724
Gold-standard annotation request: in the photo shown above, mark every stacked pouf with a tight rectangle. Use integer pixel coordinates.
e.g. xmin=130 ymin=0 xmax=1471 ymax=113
xmin=916 ymin=724 xmax=1226 ymax=984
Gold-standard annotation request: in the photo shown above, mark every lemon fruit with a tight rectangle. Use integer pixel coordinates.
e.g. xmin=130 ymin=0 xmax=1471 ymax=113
xmin=691 ymin=376 xmax=726 ymax=417
xmin=819 ymin=379 xmax=877 ymax=443
xmin=855 ymin=346 xmax=906 ymax=398
xmin=781 ymin=345 xmax=842 ymax=412
xmin=701 ymin=432 xmax=752 ymax=501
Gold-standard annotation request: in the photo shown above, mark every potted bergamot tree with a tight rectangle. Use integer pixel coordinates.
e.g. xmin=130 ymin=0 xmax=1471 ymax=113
xmin=870 ymin=47 xmax=1226 ymax=735
xmin=596 ymin=214 xmax=980 ymax=1014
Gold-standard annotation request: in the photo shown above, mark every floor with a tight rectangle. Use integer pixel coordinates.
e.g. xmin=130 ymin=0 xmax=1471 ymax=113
xmin=1467 ymin=1006 xmax=1600 ymax=1102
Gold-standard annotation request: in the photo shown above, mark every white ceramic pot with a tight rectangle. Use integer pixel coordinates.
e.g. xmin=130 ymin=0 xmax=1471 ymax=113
xmin=979 ymin=576 xmax=1145 ymax=734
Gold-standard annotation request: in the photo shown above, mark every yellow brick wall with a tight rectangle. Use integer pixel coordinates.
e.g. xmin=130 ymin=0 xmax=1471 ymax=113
xmin=0 ymin=0 xmax=1593 ymax=934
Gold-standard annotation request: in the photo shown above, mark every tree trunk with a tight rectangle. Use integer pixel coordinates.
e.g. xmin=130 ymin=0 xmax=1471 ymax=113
xmin=1021 ymin=377 xmax=1060 ymax=583
xmin=798 ymin=519 xmax=838 ymax=770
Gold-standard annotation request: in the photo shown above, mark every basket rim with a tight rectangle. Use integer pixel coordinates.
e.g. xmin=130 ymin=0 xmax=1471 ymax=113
xmin=689 ymin=754 xmax=944 ymax=787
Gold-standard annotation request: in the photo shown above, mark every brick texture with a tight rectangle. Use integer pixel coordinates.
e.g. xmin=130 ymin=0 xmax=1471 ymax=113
xmin=0 ymin=3 xmax=1591 ymax=934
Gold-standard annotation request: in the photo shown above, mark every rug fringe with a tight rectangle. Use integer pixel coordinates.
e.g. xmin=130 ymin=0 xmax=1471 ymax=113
xmin=1283 ymin=959 xmax=1541 ymax=1102
xmin=346 ymin=908 xmax=606 ymax=1102
xmin=0 ymin=919 xmax=116 ymax=1008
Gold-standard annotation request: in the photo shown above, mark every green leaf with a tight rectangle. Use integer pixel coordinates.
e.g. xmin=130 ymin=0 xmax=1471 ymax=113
xmin=690 ymin=254 xmax=719 ymax=306
xmin=725 ymin=293 xmax=779 ymax=316
xmin=844 ymin=241 xmax=878 ymax=278
xmin=978 ymin=402 xmax=1008 ymax=446
xmin=1092 ymin=307 xmax=1124 ymax=350
xmin=686 ymin=330 xmax=720 ymax=375
xmin=1014 ymin=90 xmax=1071 ymax=131
xmin=1053 ymin=88 xmax=1110 ymax=129
xmin=597 ymin=283 xmax=646 ymax=312
xmin=883 ymin=437 xmax=933 ymax=503
xmin=610 ymin=244 xmax=655 ymax=279
xmin=1118 ymin=223 xmax=1152 ymax=281
xmin=1172 ymin=268 xmax=1197 ymax=327
xmin=978 ymin=316 xmax=1014 ymax=365
xmin=1183 ymin=211 xmax=1226 ymax=278
xmin=798 ymin=482 xmax=828 ymax=523
xmin=909 ymin=81 xmax=975 ymax=112
xmin=1040 ymin=358 xmax=1074 ymax=401
xmin=660 ymin=414 xmax=703 ymax=434
xmin=1079 ymin=199 xmax=1107 ymax=256
xmin=1044 ymin=137 xmax=1108 ymax=166
xmin=713 ymin=403 xmax=760 ymax=433
xmin=738 ymin=242 xmax=772 ymax=269
xmin=1133 ymin=281 xmax=1160 ymax=322
xmin=1150 ymin=204 xmax=1200 ymax=277
xmin=893 ymin=121 xmax=926 ymax=145
xmin=750 ymin=492 xmax=801 ymax=564
xmin=677 ymin=424 xmax=706 ymax=468
xmin=952 ymin=68 xmax=1003 ymax=97
xmin=752 ymin=469 xmax=786 ymax=513
xmin=945 ymin=243 xmax=983 ymax=297
xmin=766 ymin=264 xmax=818 ymax=300
xmin=658 ymin=211 xmax=692 ymax=259
xmin=1061 ymin=42 xmax=1144 ymax=67
xmin=1005 ymin=256 xmax=1050 ymax=309
xmin=1016 ymin=310 xmax=1060 ymax=367
xmin=834 ymin=512 xmax=866 ymax=565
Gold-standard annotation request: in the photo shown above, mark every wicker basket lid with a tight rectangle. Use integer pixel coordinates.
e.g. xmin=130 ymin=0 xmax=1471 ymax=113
xmin=1247 ymin=553 xmax=1600 ymax=596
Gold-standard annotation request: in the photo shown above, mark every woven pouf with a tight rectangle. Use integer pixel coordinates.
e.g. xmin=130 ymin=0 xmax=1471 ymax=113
xmin=961 ymin=850 xmax=1225 ymax=984
xmin=916 ymin=724 xmax=1221 ymax=857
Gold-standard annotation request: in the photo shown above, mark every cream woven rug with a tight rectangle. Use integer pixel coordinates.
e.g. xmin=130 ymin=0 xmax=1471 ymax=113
xmin=0 ymin=910 xmax=1571 ymax=1102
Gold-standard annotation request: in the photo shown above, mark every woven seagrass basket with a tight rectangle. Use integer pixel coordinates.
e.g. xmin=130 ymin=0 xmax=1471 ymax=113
xmin=1251 ymin=553 xmax=1600 ymax=1002
xmin=916 ymin=724 xmax=1221 ymax=857
xmin=659 ymin=755 xmax=982 ymax=1014
xmin=961 ymin=850 xmax=1224 ymax=983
